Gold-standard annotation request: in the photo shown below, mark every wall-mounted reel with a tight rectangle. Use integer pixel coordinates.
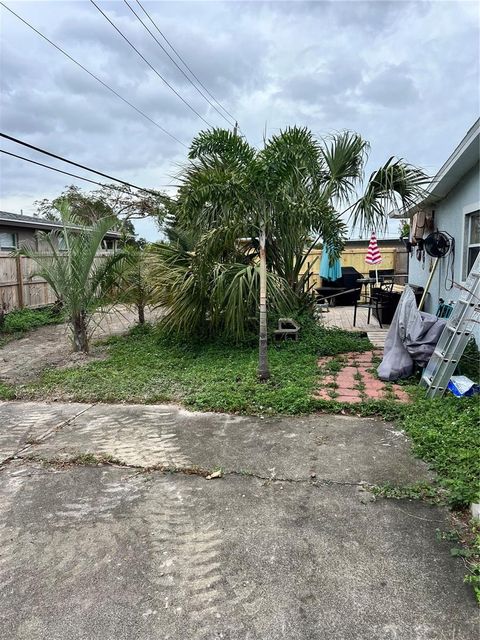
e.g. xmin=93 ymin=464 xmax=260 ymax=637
xmin=418 ymin=231 xmax=455 ymax=310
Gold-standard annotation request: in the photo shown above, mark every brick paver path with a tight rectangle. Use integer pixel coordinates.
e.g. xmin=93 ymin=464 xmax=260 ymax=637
xmin=315 ymin=350 xmax=410 ymax=404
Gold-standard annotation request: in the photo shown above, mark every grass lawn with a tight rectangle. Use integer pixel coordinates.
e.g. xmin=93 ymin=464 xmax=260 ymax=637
xmin=400 ymin=391 xmax=480 ymax=508
xmin=22 ymin=318 xmax=372 ymax=414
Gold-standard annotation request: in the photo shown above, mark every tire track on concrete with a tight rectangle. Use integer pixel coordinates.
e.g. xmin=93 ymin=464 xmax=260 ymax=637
xmin=0 ymin=464 xmax=146 ymax=632
xmin=30 ymin=407 xmax=192 ymax=469
xmin=0 ymin=402 xmax=93 ymax=465
xmin=139 ymin=475 xmax=259 ymax=639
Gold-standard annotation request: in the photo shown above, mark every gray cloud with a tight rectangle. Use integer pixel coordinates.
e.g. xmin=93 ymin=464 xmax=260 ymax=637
xmin=1 ymin=0 xmax=478 ymax=240
xmin=360 ymin=63 xmax=419 ymax=108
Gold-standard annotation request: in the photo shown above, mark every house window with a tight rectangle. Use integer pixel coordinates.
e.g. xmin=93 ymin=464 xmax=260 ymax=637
xmin=58 ymin=236 xmax=67 ymax=251
xmin=102 ymin=238 xmax=116 ymax=251
xmin=0 ymin=232 xmax=17 ymax=251
xmin=464 ymin=211 xmax=480 ymax=279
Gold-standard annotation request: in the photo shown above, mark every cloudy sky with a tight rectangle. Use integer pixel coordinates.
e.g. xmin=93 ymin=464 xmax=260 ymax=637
xmin=1 ymin=0 xmax=479 ymax=240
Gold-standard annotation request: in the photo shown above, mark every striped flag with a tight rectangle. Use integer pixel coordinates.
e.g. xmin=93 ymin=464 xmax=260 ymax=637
xmin=365 ymin=233 xmax=382 ymax=265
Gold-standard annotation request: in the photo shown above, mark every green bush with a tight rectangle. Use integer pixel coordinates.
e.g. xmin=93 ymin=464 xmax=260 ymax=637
xmin=1 ymin=306 xmax=63 ymax=335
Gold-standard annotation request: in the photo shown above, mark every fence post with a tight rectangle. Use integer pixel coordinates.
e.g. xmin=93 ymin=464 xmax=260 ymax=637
xmin=15 ymin=256 xmax=24 ymax=309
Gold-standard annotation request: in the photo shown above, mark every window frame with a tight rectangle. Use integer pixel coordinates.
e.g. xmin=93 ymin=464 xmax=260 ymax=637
xmin=0 ymin=231 xmax=18 ymax=251
xmin=462 ymin=203 xmax=480 ymax=281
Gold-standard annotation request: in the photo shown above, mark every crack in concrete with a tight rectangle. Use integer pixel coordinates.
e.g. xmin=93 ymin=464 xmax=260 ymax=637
xmin=0 ymin=403 xmax=95 ymax=469
xmin=11 ymin=452 xmax=367 ymax=488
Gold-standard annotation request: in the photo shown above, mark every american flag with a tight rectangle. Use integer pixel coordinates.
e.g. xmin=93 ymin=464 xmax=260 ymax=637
xmin=365 ymin=233 xmax=382 ymax=265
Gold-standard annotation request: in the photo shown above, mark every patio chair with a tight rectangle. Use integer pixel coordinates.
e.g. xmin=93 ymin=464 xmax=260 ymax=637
xmin=353 ymin=280 xmax=394 ymax=329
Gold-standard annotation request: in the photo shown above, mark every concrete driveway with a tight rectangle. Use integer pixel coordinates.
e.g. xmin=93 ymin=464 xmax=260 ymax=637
xmin=0 ymin=402 xmax=477 ymax=639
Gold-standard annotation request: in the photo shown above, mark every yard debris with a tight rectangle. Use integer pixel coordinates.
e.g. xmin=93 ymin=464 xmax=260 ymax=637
xmin=447 ymin=375 xmax=479 ymax=398
xmin=206 ymin=469 xmax=223 ymax=480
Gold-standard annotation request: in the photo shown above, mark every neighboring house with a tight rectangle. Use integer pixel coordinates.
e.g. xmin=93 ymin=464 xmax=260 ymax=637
xmin=393 ymin=119 xmax=479 ymax=320
xmin=0 ymin=210 xmax=122 ymax=253
xmin=0 ymin=211 xmax=123 ymax=311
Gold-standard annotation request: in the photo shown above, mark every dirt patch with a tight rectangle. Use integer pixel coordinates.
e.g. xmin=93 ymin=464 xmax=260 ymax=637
xmin=0 ymin=306 xmax=162 ymax=385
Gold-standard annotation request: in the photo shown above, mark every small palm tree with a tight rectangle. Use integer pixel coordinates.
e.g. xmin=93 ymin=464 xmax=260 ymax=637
xmin=18 ymin=200 xmax=125 ymax=353
xmin=117 ymin=247 xmax=154 ymax=325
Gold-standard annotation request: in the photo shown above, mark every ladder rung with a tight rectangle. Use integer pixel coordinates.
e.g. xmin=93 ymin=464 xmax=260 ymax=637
xmin=432 ymin=349 xmax=457 ymax=361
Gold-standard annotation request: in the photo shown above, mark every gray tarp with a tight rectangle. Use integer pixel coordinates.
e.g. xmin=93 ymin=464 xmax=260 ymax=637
xmin=377 ymin=286 xmax=446 ymax=382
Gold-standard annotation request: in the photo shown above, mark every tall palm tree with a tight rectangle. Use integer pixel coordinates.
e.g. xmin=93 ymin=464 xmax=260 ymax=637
xmin=18 ymin=200 xmax=126 ymax=352
xmin=178 ymin=127 xmax=341 ymax=379
xmin=160 ymin=127 xmax=428 ymax=380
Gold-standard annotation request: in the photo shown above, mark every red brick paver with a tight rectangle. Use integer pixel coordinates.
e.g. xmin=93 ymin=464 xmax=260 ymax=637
xmin=315 ymin=350 xmax=410 ymax=405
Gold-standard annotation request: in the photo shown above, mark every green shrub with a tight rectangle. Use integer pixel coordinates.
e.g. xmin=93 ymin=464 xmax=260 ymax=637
xmin=1 ymin=306 xmax=62 ymax=335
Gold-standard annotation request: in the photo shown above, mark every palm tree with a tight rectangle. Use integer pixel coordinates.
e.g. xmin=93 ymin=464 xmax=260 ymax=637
xmin=158 ymin=127 xmax=428 ymax=380
xmin=18 ymin=200 xmax=126 ymax=353
xmin=117 ymin=246 xmax=154 ymax=325
xmin=177 ymin=127 xmax=341 ymax=379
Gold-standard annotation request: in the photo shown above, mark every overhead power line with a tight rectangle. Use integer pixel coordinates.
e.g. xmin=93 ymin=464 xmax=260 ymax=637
xmin=90 ymin=0 xmax=214 ymax=129
xmin=135 ymin=0 xmax=238 ymax=126
xmin=1 ymin=148 xmax=118 ymax=189
xmin=0 ymin=133 xmax=171 ymax=194
xmin=1 ymin=148 xmax=176 ymax=197
xmin=124 ymin=0 xmax=235 ymax=128
xmin=0 ymin=2 xmax=187 ymax=148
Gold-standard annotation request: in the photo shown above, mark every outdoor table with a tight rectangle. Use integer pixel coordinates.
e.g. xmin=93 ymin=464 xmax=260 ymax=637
xmin=356 ymin=277 xmax=377 ymax=301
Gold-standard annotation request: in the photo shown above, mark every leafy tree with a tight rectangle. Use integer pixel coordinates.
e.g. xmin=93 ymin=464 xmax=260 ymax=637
xmin=35 ymin=184 xmax=169 ymax=240
xmin=18 ymin=200 xmax=126 ymax=353
xmin=152 ymin=126 xmax=428 ymax=380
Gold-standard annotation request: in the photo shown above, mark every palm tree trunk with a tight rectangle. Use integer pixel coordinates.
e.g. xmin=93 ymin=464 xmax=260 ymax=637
xmin=258 ymin=224 xmax=270 ymax=381
xmin=138 ymin=303 xmax=145 ymax=325
xmin=72 ymin=311 xmax=89 ymax=353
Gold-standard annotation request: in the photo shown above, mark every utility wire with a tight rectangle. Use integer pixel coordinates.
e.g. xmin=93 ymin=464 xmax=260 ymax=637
xmin=0 ymin=2 xmax=187 ymax=148
xmin=90 ymin=0 xmax=214 ymax=129
xmin=135 ymin=0 xmax=237 ymax=125
xmin=1 ymin=149 xmax=119 ymax=189
xmin=1 ymin=150 xmax=173 ymax=196
xmin=0 ymin=133 xmax=169 ymax=195
xmin=124 ymin=0 xmax=235 ymax=127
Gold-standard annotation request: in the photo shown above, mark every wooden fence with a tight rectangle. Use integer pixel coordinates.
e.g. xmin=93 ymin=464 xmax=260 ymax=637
xmin=300 ymin=247 xmax=409 ymax=289
xmin=0 ymin=252 xmax=115 ymax=312
xmin=0 ymin=254 xmax=57 ymax=311
xmin=1 ymin=247 xmax=409 ymax=312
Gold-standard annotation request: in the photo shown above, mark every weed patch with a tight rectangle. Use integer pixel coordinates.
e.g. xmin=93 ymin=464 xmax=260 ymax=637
xmin=400 ymin=390 xmax=480 ymax=509
xmin=0 ymin=306 xmax=63 ymax=339
xmin=25 ymin=320 xmax=371 ymax=414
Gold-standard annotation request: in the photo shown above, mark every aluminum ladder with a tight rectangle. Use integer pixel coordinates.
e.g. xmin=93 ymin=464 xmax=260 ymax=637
xmin=420 ymin=252 xmax=480 ymax=398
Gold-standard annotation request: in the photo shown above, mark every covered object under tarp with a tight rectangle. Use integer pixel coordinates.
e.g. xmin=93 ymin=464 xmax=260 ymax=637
xmin=377 ymin=286 xmax=446 ymax=382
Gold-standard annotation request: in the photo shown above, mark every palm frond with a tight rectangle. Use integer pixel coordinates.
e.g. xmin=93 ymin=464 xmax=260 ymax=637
xmin=349 ymin=157 xmax=430 ymax=233
xmin=320 ymin=131 xmax=369 ymax=204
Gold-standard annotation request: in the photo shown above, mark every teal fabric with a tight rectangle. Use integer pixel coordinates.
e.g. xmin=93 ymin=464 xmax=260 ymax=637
xmin=319 ymin=244 xmax=342 ymax=281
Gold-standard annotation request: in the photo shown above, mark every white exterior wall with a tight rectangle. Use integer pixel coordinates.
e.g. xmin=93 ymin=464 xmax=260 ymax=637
xmin=408 ymin=162 xmax=480 ymax=343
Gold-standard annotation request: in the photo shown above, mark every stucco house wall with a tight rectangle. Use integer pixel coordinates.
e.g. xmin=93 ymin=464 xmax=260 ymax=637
xmin=408 ymin=162 xmax=480 ymax=314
